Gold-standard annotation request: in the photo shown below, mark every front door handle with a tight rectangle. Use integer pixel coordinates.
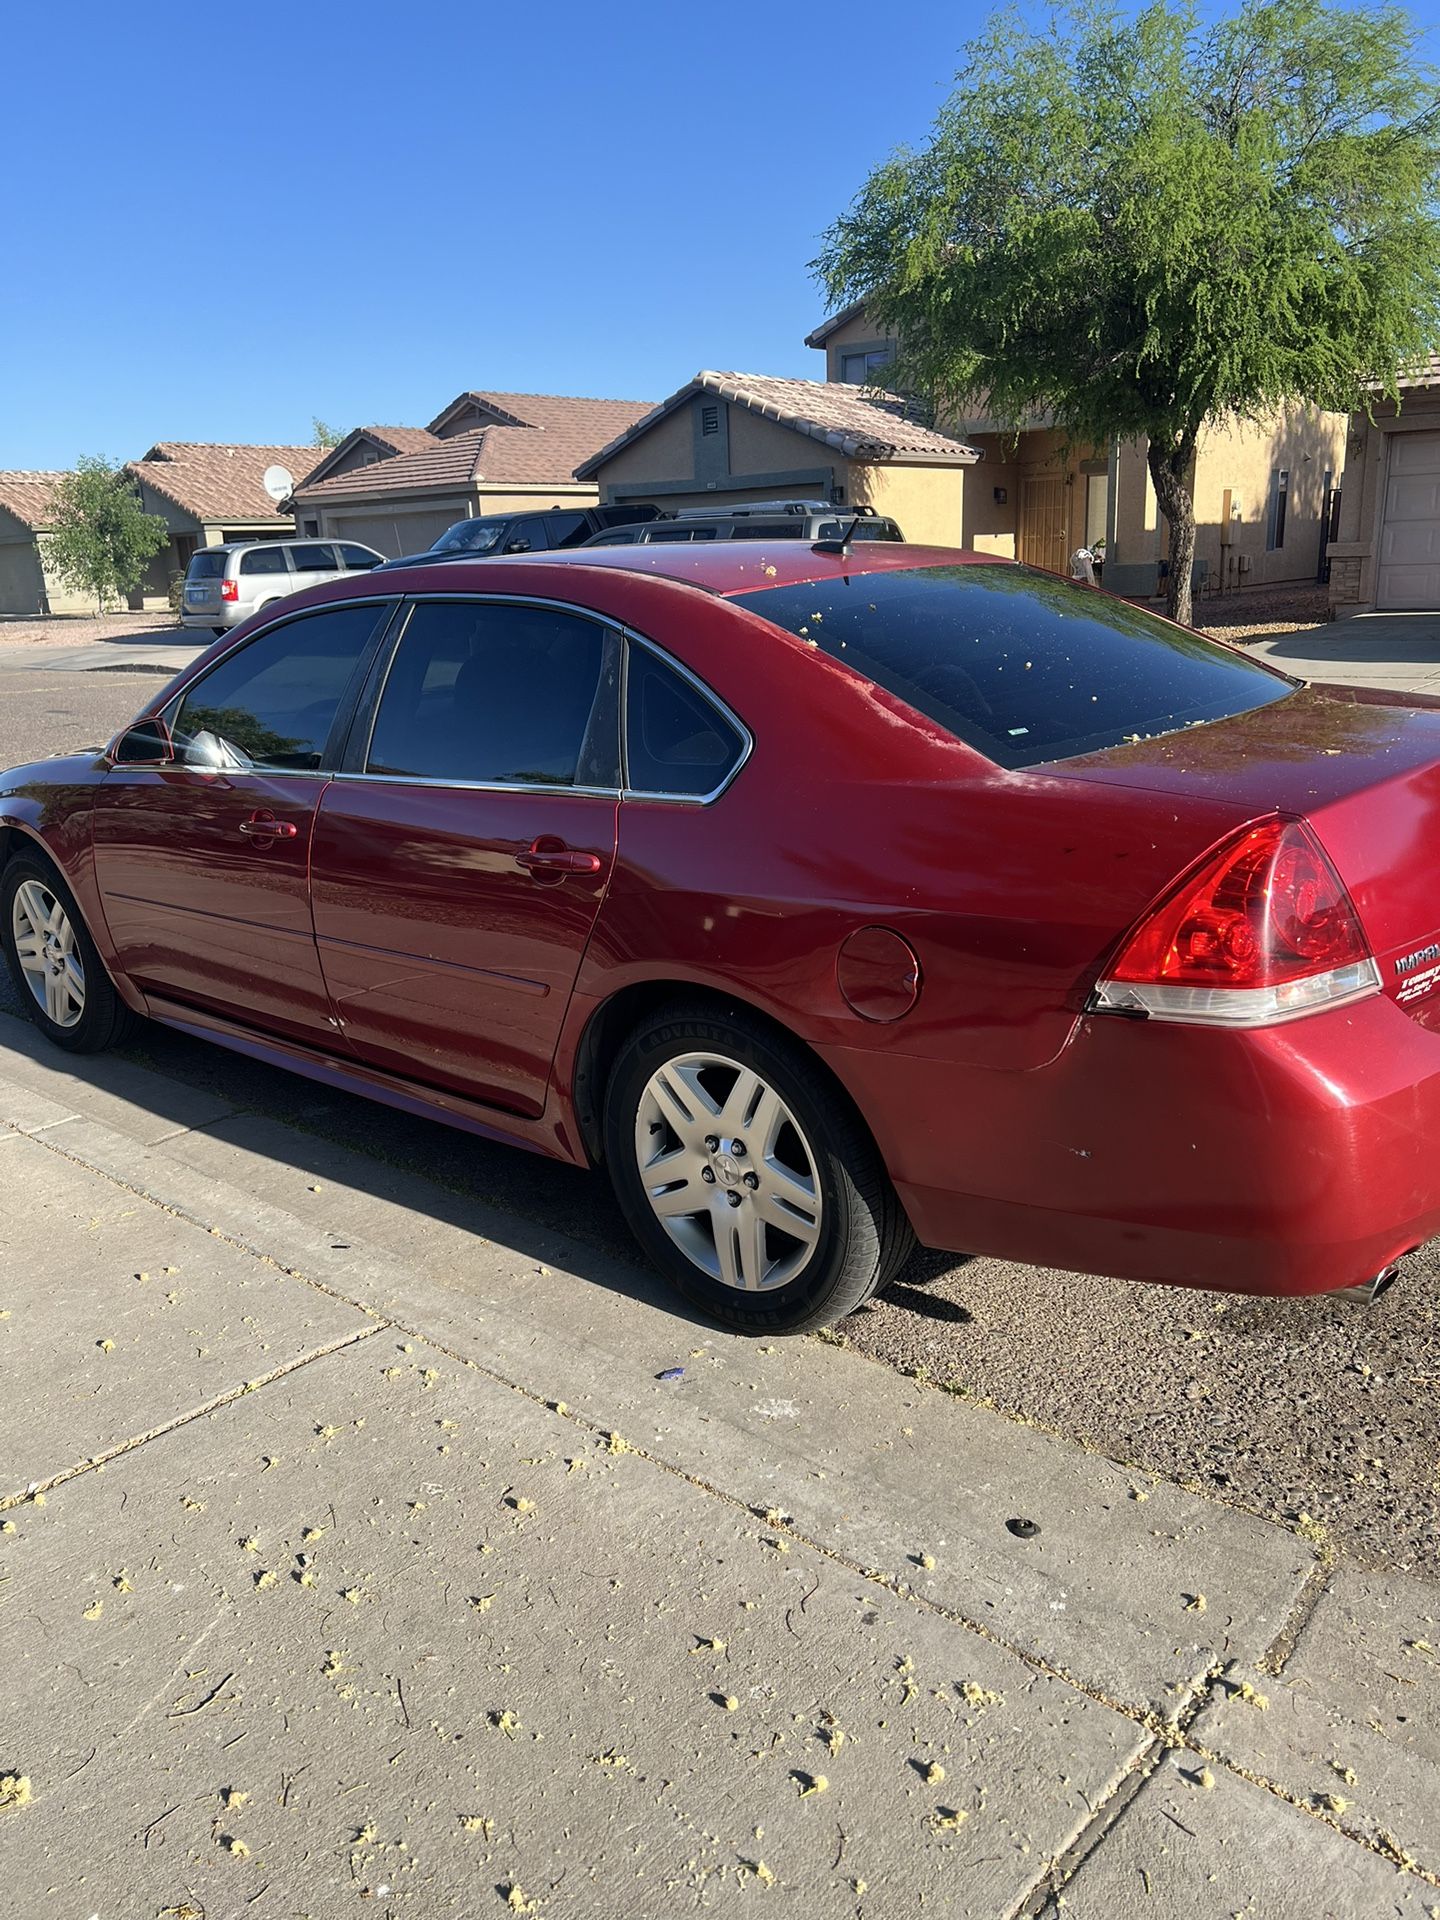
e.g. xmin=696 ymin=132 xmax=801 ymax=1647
xmin=516 ymin=838 xmax=603 ymax=878
xmin=239 ymin=812 xmax=298 ymax=840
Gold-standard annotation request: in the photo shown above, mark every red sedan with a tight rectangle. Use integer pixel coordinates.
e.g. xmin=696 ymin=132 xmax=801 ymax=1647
xmin=4 ymin=543 xmax=1438 ymax=1332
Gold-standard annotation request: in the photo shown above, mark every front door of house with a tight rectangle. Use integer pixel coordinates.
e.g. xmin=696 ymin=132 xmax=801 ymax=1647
xmin=1018 ymin=476 xmax=1067 ymax=575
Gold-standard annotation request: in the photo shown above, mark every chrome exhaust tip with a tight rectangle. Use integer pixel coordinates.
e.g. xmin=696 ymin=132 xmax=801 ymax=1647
xmin=1330 ymin=1264 xmax=1402 ymax=1306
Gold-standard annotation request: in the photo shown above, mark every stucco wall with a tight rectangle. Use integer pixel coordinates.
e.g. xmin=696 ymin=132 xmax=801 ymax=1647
xmin=854 ymin=464 xmax=966 ymax=547
xmin=593 ymin=404 xmax=697 ymax=494
xmin=813 ymin=311 xmax=900 ymax=386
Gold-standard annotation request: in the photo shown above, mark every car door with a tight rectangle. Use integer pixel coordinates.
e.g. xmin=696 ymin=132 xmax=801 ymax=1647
xmin=287 ymin=540 xmax=342 ymax=592
xmin=309 ymin=596 xmax=621 ymax=1117
xmin=91 ymin=600 xmax=395 ymax=1043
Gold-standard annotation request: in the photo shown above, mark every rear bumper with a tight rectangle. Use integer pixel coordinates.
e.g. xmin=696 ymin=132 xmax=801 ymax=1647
xmin=181 ymin=608 xmax=235 ymax=629
xmin=819 ymin=994 xmax=1440 ymax=1297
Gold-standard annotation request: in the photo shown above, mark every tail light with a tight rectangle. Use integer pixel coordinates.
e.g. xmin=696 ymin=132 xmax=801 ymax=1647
xmin=1091 ymin=816 xmax=1380 ymax=1026
xmin=220 ymin=579 xmax=238 ymax=601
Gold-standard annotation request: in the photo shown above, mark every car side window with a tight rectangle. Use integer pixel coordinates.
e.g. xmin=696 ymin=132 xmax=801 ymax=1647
xmin=340 ymin=544 xmax=380 ymax=570
xmin=173 ymin=603 xmax=389 ymax=772
xmin=239 ymin=546 xmax=289 ymax=575
xmin=506 ymin=519 xmax=550 ymax=553
xmin=366 ymin=600 xmax=620 ymax=789
xmin=545 ymin=511 xmax=592 ymax=548
xmin=289 ymin=543 xmax=337 ymax=571
xmin=624 ymin=644 xmax=746 ymax=798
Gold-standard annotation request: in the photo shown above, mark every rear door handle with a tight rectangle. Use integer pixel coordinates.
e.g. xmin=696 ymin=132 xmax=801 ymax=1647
xmin=516 ymin=840 xmax=603 ymax=877
xmin=239 ymin=813 xmax=298 ymax=840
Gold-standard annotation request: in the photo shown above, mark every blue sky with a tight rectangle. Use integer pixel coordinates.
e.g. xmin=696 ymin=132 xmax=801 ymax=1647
xmin=5 ymin=1 xmax=1440 ymax=469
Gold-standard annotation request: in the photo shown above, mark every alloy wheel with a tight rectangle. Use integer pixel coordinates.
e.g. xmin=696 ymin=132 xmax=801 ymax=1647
xmin=11 ymin=877 xmax=86 ymax=1029
xmin=633 ymin=1051 xmax=823 ymax=1291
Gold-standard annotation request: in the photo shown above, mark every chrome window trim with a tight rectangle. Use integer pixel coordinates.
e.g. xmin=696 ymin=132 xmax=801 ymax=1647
xmin=333 ymin=772 xmax=620 ymax=799
xmin=621 ymin=630 xmax=753 ymax=807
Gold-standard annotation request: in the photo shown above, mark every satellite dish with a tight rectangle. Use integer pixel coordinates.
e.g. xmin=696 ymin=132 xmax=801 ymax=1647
xmin=262 ymin=464 xmax=295 ymax=503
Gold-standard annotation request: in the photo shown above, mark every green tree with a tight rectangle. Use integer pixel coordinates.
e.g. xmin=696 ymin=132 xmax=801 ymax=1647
xmin=817 ymin=1 xmax=1440 ymax=625
xmin=312 ymin=417 xmax=345 ymax=448
xmin=44 ymin=457 xmax=170 ymax=614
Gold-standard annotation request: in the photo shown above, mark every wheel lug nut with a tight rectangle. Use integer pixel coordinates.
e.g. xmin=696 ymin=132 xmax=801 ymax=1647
xmin=704 ymin=1135 xmax=719 ymax=1153
xmin=725 ymin=1191 xmax=742 ymax=1208
xmin=701 ymin=1166 xmax=715 ymax=1184
xmin=743 ymin=1172 xmax=759 ymax=1190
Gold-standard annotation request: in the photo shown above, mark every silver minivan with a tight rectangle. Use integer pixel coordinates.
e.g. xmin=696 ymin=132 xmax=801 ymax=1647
xmin=180 ymin=538 xmax=384 ymax=634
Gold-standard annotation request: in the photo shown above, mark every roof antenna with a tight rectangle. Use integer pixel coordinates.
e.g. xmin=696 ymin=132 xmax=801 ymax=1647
xmin=812 ymin=512 xmax=862 ymax=556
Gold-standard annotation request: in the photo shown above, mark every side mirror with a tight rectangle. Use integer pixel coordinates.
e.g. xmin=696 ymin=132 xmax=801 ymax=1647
xmin=111 ymin=718 xmax=174 ymax=766
xmin=504 ymin=538 xmax=531 ymax=554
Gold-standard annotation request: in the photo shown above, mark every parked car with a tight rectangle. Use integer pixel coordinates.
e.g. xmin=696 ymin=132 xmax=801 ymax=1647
xmin=5 ymin=542 xmax=1438 ymax=1333
xmin=378 ymin=503 xmax=661 ymax=572
xmin=581 ymin=500 xmax=905 ymax=545
xmin=181 ymin=539 xmax=383 ymax=635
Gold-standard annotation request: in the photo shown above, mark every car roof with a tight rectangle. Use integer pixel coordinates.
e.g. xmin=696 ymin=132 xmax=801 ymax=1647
xmin=465 ymin=540 xmax=1001 ymax=598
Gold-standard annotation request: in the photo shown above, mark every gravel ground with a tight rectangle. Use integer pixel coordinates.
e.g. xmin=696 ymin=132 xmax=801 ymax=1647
xmin=0 ymin=610 xmax=179 ymax=649
xmin=1131 ymin=581 xmax=1332 ymax=642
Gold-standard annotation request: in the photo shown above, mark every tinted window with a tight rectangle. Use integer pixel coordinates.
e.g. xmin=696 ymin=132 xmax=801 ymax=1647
xmin=340 ymin=543 xmax=380 ymax=570
xmin=431 ymin=518 xmax=501 ymax=554
xmin=646 ymin=525 xmax=714 ymax=542
xmin=625 ymin=645 xmax=746 ymax=797
xmin=239 ymin=547 xmax=289 ymax=575
xmin=733 ymin=564 xmax=1291 ymax=770
xmin=367 ymin=601 xmax=619 ymax=788
xmin=728 ymin=522 xmax=804 ymax=540
xmin=545 ymin=511 xmax=592 ymax=548
xmin=186 ymin=551 xmax=226 ymax=579
xmin=289 ymin=543 xmax=337 ymax=571
xmin=175 ymin=603 xmax=385 ymax=770
xmin=506 ymin=519 xmax=549 ymax=553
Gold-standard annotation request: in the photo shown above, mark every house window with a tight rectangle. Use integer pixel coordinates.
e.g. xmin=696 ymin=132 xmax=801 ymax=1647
xmin=1267 ymin=469 xmax=1289 ymax=551
xmin=838 ymin=346 xmax=895 ymax=386
xmin=1084 ymin=473 xmax=1109 ymax=549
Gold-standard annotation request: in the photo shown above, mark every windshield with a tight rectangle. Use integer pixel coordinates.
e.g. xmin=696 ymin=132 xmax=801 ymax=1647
xmin=732 ymin=563 xmax=1293 ymax=769
xmin=430 ymin=518 xmax=507 ymax=555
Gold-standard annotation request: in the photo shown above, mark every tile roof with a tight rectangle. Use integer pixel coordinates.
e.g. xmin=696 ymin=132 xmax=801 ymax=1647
xmin=128 ymin=444 xmax=332 ymax=522
xmin=426 ymin=390 xmax=654 ymax=442
xmin=295 ymin=395 xmax=656 ymax=501
xmin=803 ymin=301 xmax=869 ymax=349
xmin=576 ymin=371 xmax=982 ymax=479
xmin=363 ymin=425 xmax=442 ymax=454
xmin=0 ymin=470 xmax=64 ymax=530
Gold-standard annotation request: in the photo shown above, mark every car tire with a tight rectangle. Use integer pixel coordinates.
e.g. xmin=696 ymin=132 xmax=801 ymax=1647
xmin=604 ymin=1002 xmax=914 ymax=1334
xmin=1 ymin=849 xmax=137 ymax=1055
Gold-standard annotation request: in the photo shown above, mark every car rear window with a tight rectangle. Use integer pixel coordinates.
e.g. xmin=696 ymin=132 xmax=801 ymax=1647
xmin=186 ymin=551 xmax=226 ymax=579
xmin=731 ymin=563 xmax=1292 ymax=769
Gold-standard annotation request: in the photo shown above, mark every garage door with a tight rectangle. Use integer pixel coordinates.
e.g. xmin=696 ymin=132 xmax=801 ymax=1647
xmin=0 ymin=538 xmax=45 ymax=614
xmin=328 ymin=507 xmax=463 ymax=559
xmin=1377 ymin=431 xmax=1440 ymax=609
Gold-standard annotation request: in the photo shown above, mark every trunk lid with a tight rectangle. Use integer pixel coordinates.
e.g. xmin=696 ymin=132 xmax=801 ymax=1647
xmin=1049 ymin=681 xmax=1440 ymax=1023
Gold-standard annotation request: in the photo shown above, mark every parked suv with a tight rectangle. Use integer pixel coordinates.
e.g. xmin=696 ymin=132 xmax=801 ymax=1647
xmin=181 ymin=539 xmax=384 ymax=635
xmin=378 ymin=503 xmax=662 ymax=572
xmin=581 ymin=501 xmax=905 ymax=546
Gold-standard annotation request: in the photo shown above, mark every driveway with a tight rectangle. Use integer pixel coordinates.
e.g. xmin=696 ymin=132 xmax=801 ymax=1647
xmin=1249 ymin=612 xmax=1440 ymax=694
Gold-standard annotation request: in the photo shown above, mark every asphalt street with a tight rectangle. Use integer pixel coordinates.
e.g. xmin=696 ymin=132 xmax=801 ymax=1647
xmin=1 ymin=645 xmax=1436 ymax=1580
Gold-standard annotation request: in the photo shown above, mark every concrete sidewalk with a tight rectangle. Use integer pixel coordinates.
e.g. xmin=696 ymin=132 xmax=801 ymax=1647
xmin=1 ymin=1016 xmax=1436 ymax=1917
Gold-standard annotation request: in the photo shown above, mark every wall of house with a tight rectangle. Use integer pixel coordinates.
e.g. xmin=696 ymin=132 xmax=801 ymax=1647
xmin=852 ymin=464 xmax=966 ymax=546
xmin=0 ymin=512 xmax=47 ymax=614
xmin=594 ymin=403 xmax=701 ymax=497
xmin=1107 ymin=407 xmax=1344 ymax=601
xmin=1190 ymin=404 xmax=1344 ymax=597
xmin=596 ymin=397 xmax=839 ymax=505
xmin=813 ymin=311 xmax=901 ymax=385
